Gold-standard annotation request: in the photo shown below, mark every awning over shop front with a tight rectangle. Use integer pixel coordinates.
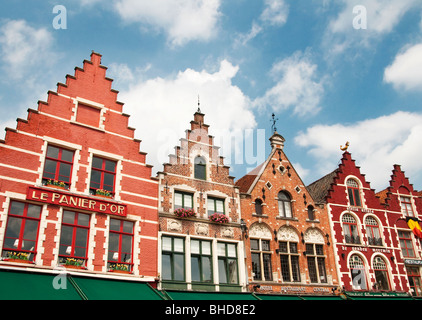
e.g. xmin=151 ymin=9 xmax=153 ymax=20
xmin=343 ymin=291 xmax=414 ymax=300
xmin=0 ymin=269 xmax=164 ymax=300
xmin=253 ymin=293 xmax=304 ymax=300
xmin=0 ymin=269 xmax=82 ymax=300
xmin=162 ymin=290 xmax=260 ymax=300
xmin=70 ymin=275 xmax=164 ymax=300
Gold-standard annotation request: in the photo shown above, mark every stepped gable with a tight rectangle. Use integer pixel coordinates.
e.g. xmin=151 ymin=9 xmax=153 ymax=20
xmin=306 ymin=169 xmax=338 ymax=205
xmin=324 ymin=152 xmax=382 ymax=209
xmin=6 ymin=51 xmax=149 ymax=166
xmin=377 ymin=164 xmax=420 ymax=215
xmin=162 ymin=109 xmax=234 ymax=185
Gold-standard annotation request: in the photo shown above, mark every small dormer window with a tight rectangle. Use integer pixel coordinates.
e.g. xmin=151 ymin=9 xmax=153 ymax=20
xmin=346 ymin=178 xmax=362 ymax=207
xmin=194 ymin=156 xmax=206 ymax=180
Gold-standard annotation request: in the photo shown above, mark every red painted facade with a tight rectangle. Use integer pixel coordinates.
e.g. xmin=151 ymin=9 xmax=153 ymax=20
xmin=0 ymin=52 xmax=158 ymax=283
xmin=308 ymin=151 xmax=421 ymax=297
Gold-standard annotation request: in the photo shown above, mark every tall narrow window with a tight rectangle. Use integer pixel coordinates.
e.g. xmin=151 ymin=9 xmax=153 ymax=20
xmin=373 ymin=256 xmax=390 ymax=291
xmin=407 ymin=267 xmax=422 ymax=296
xmin=59 ymin=210 xmax=90 ymax=268
xmin=162 ymin=236 xmax=185 ymax=281
xmin=217 ymin=242 xmax=238 ymax=284
xmin=194 ymin=156 xmax=206 ymax=180
xmin=342 ymin=214 xmax=360 ymax=244
xmin=278 ymin=241 xmax=301 ymax=282
xmin=1 ymin=201 xmax=42 ymax=262
xmin=399 ymin=231 xmax=415 ymax=258
xmin=347 ymin=179 xmax=362 ymax=207
xmin=278 ymin=191 xmax=292 ymax=218
xmin=207 ymin=197 xmax=225 ymax=217
xmin=307 ymin=205 xmax=315 ymax=221
xmin=90 ymin=156 xmax=116 ymax=196
xmin=174 ymin=191 xmax=193 ymax=210
xmin=191 ymin=239 xmax=212 ymax=283
xmin=306 ymin=244 xmax=327 ymax=283
xmin=365 ymin=216 xmax=382 ymax=246
xmin=107 ymin=219 xmax=134 ymax=272
xmin=350 ymin=255 xmax=367 ymax=290
xmin=254 ymin=199 xmax=263 ymax=215
xmin=42 ymin=145 xmax=74 ymax=188
xmin=250 ymin=239 xmax=272 ymax=281
xmin=399 ymin=196 xmax=414 ymax=217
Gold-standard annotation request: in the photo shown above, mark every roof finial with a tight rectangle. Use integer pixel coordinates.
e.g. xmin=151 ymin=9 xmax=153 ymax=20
xmin=271 ymin=113 xmax=278 ymax=133
xmin=197 ymin=95 xmax=201 ymax=113
xmin=340 ymin=141 xmax=350 ymax=152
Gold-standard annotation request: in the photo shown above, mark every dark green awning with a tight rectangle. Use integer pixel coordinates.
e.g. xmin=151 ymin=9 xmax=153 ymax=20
xmin=0 ymin=269 xmax=82 ymax=300
xmin=343 ymin=291 xmax=414 ymax=300
xmin=0 ymin=269 xmax=164 ymax=300
xmin=163 ymin=290 xmax=259 ymax=300
xmin=70 ymin=276 xmax=164 ymax=300
xmin=254 ymin=293 xmax=304 ymax=300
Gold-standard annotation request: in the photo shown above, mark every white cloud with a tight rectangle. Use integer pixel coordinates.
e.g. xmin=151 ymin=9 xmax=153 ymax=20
xmin=118 ymin=60 xmax=256 ymax=173
xmin=260 ymin=0 xmax=289 ymax=26
xmin=295 ymin=111 xmax=422 ymax=190
xmin=114 ymin=0 xmax=221 ymax=47
xmin=384 ymin=43 xmax=422 ymax=91
xmin=235 ymin=0 xmax=288 ymax=46
xmin=324 ymin=0 xmax=422 ymax=56
xmin=0 ymin=20 xmax=56 ymax=80
xmin=254 ymin=51 xmax=324 ymax=117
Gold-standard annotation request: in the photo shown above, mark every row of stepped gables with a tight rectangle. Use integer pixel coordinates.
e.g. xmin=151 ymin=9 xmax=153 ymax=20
xmin=0 ymin=52 xmax=421 ymax=299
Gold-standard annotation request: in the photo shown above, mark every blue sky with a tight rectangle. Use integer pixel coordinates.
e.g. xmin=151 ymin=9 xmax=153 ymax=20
xmin=0 ymin=0 xmax=422 ymax=191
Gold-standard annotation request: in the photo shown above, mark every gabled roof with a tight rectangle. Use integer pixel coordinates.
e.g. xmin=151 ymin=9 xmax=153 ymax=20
xmin=235 ymin=162 xmax=265 ymax=194
xmin=306 ymin=169 xmax=338 ymax=204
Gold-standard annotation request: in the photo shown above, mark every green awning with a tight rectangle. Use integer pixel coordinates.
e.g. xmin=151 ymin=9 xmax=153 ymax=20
xmin=70 ymin=276 xmax=164 ymax=300
xmin=254 ymin=293 xmax=304 ymax=300
xmin=300 ymin=295 xmax=347 ymax=300
xmin=344 ymin=291 xmax=414 ymax=300
xmin=0 ymin=269 xmax=82 ymax=300
xmin=164 ymin=290 xmax=259 ymax=300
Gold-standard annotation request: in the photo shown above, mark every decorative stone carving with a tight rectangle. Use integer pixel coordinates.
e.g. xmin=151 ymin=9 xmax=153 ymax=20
xmin=277 ymin=226 xmax=299 ymax=242
xmin=194 ymin=223 xmax=209 ymax=236
xmin=304 ymin=228 xmax=324 ymax=244
xmin=167 ymin=219 xmax=182 ymax=232
xmin=221 ymin=227 xmax=234 ymax=238
xmin=249 ymin=223 xmax=272 ymax=239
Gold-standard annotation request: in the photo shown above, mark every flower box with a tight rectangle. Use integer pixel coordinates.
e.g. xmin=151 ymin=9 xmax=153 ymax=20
xmin=4 ymin=258 xmax=33 ymax=264
xmin=209 ymin=213 xmax=229 ymax=224
xmin=174 ymin=208 xmax=196 ymax=218
xmin=46 ymin=179 xmax=68 ymax=190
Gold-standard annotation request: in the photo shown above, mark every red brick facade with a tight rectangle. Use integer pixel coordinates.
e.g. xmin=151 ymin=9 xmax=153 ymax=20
xmin=0 ymin=52 xmax=158 ymax=282
xmin=157 ymin=110 xmax=246 ymax=292
xmin=308 ymin=152 xmax=421 ymax=298
xmin=236 ymin=132 xmax=339 ymax=296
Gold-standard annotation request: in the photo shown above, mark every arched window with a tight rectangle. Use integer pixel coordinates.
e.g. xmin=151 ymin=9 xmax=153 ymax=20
xmin=349 ymin=255 xmax=367 ymax=290
xmin=194 ymin=156 xmax=206 ymax=180
xmin=365 ymin=216 xmax=382 ymax=246
xmin=278 ymin=191 xmax=292 ymax=218
xmin=347 ymin=178 xmax=362 ymax=207
xmin=373 ymin=256 xmax=390 ymax=291
xmin=307 ymin=205 xmax=315 ymax=221
xmin=342 ymin=214 xmax=360 ymax=244
xmin=254 ymin=199 xmax=263 ymax=215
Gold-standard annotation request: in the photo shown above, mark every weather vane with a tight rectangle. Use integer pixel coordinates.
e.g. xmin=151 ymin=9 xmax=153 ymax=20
xmin=340 ymin=141 xmax=350 ymax=151
xmin=197 ymin=94 xmax=201 ymax=113
xmin=270 ymin=113 xmax=278 ymax=133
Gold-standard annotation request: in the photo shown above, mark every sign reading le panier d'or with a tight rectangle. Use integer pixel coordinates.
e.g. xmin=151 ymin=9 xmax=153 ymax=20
xmin=27 ymin=186 xmax=127 ymax=217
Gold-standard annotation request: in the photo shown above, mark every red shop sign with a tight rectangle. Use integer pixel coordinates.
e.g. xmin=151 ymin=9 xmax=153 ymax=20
xmin=26 ymin=186 xmax=127 ymax=217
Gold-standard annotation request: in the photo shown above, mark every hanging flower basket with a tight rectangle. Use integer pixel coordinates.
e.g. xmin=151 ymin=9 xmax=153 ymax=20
xmin=209 ymin=213 xmax=229 ymax=224
xmin=174 ymin=208 xmax=196 ymax=218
